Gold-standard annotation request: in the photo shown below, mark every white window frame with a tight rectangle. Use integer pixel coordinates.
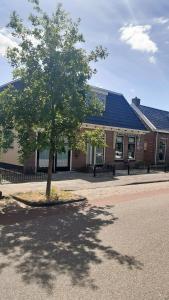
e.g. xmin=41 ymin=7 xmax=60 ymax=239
xmin=86 ymin=145 xmax=105 ymax=165
xmin=94 ymin=146 xmax=105 ymax=165
xmin=128 ymin=136 xmax=136 ymax=160
xmin=158 ymin=138 xmax=167 ymax=162
xmin=86 ymin=144 xmax=93 ymax=165
xmin=115 ymin=135 xmax=124 ymax=160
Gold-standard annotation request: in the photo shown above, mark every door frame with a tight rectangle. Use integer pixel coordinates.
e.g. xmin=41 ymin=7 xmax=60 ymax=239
xmin=37 ymin=149 xmax=71 ymax=172
xmin=55 ymin=150 xmax=71 ymax=171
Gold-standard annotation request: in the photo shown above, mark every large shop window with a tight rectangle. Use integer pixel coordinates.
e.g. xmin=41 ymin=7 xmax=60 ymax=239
xmin=128 ymin=137 xmax=136 ymax=160
xmin=115 ymin=136 xmax=124 ymax=159
xmin=158 ymin=139 xmax=166 ymax=161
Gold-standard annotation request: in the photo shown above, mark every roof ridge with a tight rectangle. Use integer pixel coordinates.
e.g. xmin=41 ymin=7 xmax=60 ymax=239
xmin=140 ymin=104 xmax=169 ymax=114
xmin=0 ymin=79 xmax=20 ymax=89
xmin=91 ymin=85 xmax=123 ymax=96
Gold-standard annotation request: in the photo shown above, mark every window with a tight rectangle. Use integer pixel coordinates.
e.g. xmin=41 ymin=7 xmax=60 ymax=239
xmin=90 ymin=87 xmax=108 ymax=111
xmin=95 ymin=147 xmax=104 ymax=165
xmin=38 ymin=149 xmax=49 ymax=168
xmin=158 ymin=139 xmax=166 ymax=162
xmin=115 ymin=136 xmax=124 ymax=159
xmin=86 ymin=145 xmax=104 ymax=165
xmin=57 ymin=145 xmax=69 ymax=167
xmin=96 ymin=92 xmax=107 ymax=110
xmin=128 ymin=137 xmax=136 ymax=160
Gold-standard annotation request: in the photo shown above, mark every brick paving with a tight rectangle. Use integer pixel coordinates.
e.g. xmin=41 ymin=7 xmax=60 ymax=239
xmin=0 ymin=171 xmax=169 ymax=200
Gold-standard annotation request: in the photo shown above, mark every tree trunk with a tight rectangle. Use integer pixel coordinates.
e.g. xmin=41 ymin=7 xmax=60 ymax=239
xmin=46 ymin=148 xmax=54 ymax=199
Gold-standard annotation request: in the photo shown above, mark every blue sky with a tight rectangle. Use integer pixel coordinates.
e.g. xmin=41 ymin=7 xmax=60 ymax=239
xmin=1 ymin=0 xmax=169 ymax=109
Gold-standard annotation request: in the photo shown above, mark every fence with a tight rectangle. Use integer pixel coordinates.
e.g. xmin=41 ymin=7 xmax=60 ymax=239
xmin=92 ymin=164 xmax=169 ymax=177
xmin=0 ymin=163 xmax=169 ymax=184
xmin=0 ymin=168 xmax=48 ymax=184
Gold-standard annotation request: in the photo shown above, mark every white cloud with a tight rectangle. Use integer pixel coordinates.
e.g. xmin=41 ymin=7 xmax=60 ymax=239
xmin=154 ymin=17 xmax=169 ymax=24
xmin=119 ymin=24 xmax=158 ymax=54
xmin=0 ymin=28 xmax=18 ymax=57
xmin=149 ymin=56 xmax=156 ymax=64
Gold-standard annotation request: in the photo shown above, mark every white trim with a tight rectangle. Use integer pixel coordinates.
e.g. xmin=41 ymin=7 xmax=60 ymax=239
xmin=94 ymin=147 xmax=96 ymax=165
xmin=131 ymin=103 xmax=156 ymax=131
xmin=113 ymin=132 xmax=117 ymax=150
xmin=90 ymin=85 xmax=122 ymax=96
xmin=86 ymin=144 xmax=93 ymax=165
xmin=82 ymin=123 xmax=147 ymax=135
xmin=35 ymin=150 xmax=37 ymax=173
xmin=70 ymin=150 xmax=72 ymax=171
xmin=155 ymin=132 xmax=158 ymax=165
xmin=156 ymin=129 xmax=169 ymax=134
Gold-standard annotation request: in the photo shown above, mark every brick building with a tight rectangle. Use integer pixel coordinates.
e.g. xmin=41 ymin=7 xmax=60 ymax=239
xmin=0 ymin=81 xmax=147 ymax=173
xmin=132 ymin=98 xmax=169 ymax=165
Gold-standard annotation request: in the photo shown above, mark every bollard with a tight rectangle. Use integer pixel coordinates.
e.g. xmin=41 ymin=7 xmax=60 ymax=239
xmin=147 ymin=165 xmax=150 ymax=174
xmin=112 ymin=165 xmax=116 ymax=177
xmin=93 ymin=165 xmax=96 ymax=177
xmin=128 ymin=164 xmax=130 ymax=175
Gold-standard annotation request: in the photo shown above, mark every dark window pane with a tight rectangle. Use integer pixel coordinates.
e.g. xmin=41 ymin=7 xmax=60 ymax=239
xmin=115 ymin=136 xmax=123 ymax=159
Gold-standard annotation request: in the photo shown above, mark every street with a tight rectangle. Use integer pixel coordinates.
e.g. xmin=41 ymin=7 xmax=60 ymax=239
xmin=0 ymin=181 xmax=169 ymax=299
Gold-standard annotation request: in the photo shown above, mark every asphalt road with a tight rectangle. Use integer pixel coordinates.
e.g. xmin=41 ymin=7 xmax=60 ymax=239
xmin=0 ymin=183 xmax=169 ymax=300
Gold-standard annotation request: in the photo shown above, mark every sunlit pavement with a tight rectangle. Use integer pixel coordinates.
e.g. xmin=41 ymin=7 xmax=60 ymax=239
xmin=0 ymin=181 xmax=169 ymax=299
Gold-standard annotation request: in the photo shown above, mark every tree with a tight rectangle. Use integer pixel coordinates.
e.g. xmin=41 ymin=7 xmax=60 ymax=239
xmin=1 ymin=0 xmax=108 ymax=199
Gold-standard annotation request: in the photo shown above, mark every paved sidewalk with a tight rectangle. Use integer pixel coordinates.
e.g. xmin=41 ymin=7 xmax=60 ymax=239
xmin=0 ymin=171 xmax=169 ymax=199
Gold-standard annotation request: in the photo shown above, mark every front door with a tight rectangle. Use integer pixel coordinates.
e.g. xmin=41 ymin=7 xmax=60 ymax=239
xmin=37 ymin=149 xmax=54 ymax=172
xmin=55 ymin=146 xmax=70 ymax=171
xmin=37 ymin=147 xmax=70 ymax=172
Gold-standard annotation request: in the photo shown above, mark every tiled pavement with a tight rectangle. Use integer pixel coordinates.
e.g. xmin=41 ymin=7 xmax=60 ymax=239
xmin=0 ymin=171 xmax=169 ymax=200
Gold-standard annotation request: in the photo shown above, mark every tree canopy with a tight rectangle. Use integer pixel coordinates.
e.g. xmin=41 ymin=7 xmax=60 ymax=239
xmin=0 ymin=0 xmax=108 ymax=197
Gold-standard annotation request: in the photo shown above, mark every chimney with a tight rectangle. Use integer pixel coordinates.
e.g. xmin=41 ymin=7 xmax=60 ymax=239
xmin=132 ymin=97 xmax=140 ymax=107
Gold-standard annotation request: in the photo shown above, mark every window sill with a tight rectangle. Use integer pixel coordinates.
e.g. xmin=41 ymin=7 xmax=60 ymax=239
xmin=115 ymin=159 xmax=124 ymax=161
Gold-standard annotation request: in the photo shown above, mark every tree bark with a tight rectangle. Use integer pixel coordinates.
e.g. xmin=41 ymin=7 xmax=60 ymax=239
xmin=46 ymin=148 xmax=54 ymax=199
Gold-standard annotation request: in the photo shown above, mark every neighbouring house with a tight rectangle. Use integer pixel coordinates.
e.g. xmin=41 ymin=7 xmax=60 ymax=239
xmin=132 ymin=97 xmax=169 ymax=165
xmin=0 ymin=80 xmax=147 ymax=173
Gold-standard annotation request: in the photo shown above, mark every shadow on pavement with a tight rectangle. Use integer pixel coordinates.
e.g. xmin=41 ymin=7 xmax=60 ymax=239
xmin=0 ymin=201 xmax=143 ymax=293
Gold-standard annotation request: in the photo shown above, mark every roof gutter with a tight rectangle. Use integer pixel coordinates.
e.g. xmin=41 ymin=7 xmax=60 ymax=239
xmin=82 ymin=123 xmax=147 ymax=135
xmin=155 ymin=129 xmax=169 ymax=134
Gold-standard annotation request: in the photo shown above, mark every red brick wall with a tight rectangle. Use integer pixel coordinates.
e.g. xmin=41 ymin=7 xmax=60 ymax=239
xmin=135 ymin=135 xmax=144 ymax=162
xmin=71 ymin=150 xmax=86 ymax=170
xmin=105 ymin=131 xmax=114 ymax=164
xmin=71 ymin=130 xmax=145 ymax=170
xmin=143 ymin=132 xmax=156 ymax=164
xmin=143 ymin=132 xmax=169 ymax=164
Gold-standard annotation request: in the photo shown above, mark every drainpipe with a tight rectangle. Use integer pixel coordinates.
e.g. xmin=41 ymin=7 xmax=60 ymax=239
xmin=155 ymin=132 xmax=158 ymax=165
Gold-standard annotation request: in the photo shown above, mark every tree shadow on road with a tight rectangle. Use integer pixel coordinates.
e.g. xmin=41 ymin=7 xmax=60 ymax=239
xmin=0 ymin=201 xmax=143 ymax=293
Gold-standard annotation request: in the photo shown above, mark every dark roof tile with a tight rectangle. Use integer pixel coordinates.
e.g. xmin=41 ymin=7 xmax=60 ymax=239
xmin=87 ymin=92 xmax=147 ymax=131
xmin=0 ymin=80 xmax=147 ymax=131
xmin=139 ymin=105 xmax=169 ymax=131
